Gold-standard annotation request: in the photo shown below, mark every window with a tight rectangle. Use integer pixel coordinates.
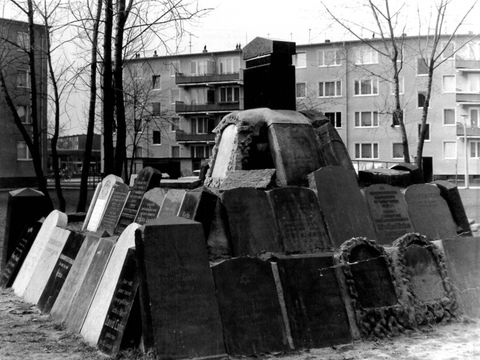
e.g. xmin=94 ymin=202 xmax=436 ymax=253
xmin=443 ymin=109 xmax=455 ymax=125
xmin=152 ymin=75 xmax=161 ymax=89
xmin=318 ymin=49 xmax=341 ymax=66
xmin=151 ymin=102 xmax=161 ymax=116
xmin=392 ymin=143 xmax=404 ymax=159
xmin=218 ymin=57 xmax=240 ymax=74
xmin=191 ymin=145 xmax=211 ymax=158
xmin=190 ymin=59 xmax=212 ymax=75
xmin=354 ymin=143 xmax=379 ymax=159
xmin=441 ymin=41 xmax=455 ymax=59
xmin=170 ymin=88 xmax=180 ymax=104
xmin=171 ymin=146 xmax=180 ymax=158
xmin=134 ymin=146 xmax=143 ymax=158
xmin=468 ymin=73 xmax=480 ymax=92
xmin=443 ymin=141 xmax=456 ymax=159
xmin=354 ymin=78 xmax=378 ymax=96
xmin=219 ymin=86 xmax=239 ymax=102
xmin=418 ymin=92 xmax=427 ymax=108
xmin=443 ymin=75 xmax=455 ymax=93
xmin=324 ymin=112 xmax=342 ymax=128
xmin=171 ymin=117 xmax=179 ymax=131
xmin=191 ymin=117 xmax=214 ymax=134
xmin=152 ymin=130 xmax=161 ymax=144
xmin=471 ymin=108 xmax=480 ymax=127
xmin=418 ymin=123 xmax=430 ymax=141
xmin=319 ymin=81 xmax=342 ymax=97
xmin=16 ymin=70 xmax=29 ymax=88
xmin=16 ymin=105 xmax=30 ymax=124
xmin=355 ymin=111 xmax=379 ymax=127
xmin=16 ymin=31 xmax=29 ymax=51
xmin=390 ymin=77 xmax=404 ymax=95
xmin=293 ymin=52 xmax=306 ymax=68
xmin=354 ymin=47 xmax=378 ymax=64
xmin=16 ymin=141 xmax=31 ymax=160
xmin=296 ymin=82 xmax=306 ymax=98
xmin=417 ymin=58 xmax=428 ymax=75
xmin=470 ymin=141 xmax=480 ymax=158
xmin=134 ymin=118 xmax=142 ymax=133
xmin=392 ymin=109 xmax=403 ymax=126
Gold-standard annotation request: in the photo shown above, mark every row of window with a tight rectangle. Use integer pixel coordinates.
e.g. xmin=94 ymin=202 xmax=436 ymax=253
xmin=133 ymin=144 xmax=211 ymax=159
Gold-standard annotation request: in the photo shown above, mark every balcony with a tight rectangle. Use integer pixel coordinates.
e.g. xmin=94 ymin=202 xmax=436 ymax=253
xmin=175 ymin=72 xmax=241 ymax=86
xmin=456 ymin=123 xmax=480 ymax=137
xmin=456 ymin=59 xmax=480 ymax=71
xmin=175 ymin=101 xmax=240 ymax=114
xmin=175 ymin=130 xmax=216 ymax=143
xmin=456 ymin=93 xmax=480 ymax=104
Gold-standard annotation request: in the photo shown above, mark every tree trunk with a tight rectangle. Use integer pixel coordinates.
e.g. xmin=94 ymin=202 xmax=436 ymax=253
xmin=103 ymin=0 xmax=115 ymax=175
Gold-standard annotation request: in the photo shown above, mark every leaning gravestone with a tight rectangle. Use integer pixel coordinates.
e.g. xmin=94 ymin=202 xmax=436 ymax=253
xmin=158 ymin=189 xmax=186 ymax=217
xmin=311 ymin=166 xmax=376 ymax=247
xmin=364 ymin=184 xmax=414 ymax=245
xmin=404 ymin=184 xmax=457 ymax=240
xmin=135 ymin=217 xmax=225 ymax=359
xmin=97 ymin=182 xmax=129 ymax=236
xmin=267 ymin=187 xmax=333 ymax=253
xmin=442 ymin=237 xmax=480 ymax=318
xmin=37 ymin=231 xmax=85 ymax=313
xmin=83 ymin=182 xmax=102 ymax=232
xmin=134 ymin=188 xmax=167 ymax=225
xmin=178 ymin=187 xmax=217 ymax=236
xmin=212 ymin=257 xmax=290 ymax=355
xmin=274 ymin=254 xmax=352 ymax=348
xmin=23 ymin=227 xmax=71 ymax=304
xmin=64 ymin=237 xmax=116 ymax=333
xmin=433 ymin=180 xmax=472 ymax=236
xmin=12 ymin=210 xmax=67 ymax=297
xmin=222 ymin=188 xmax=282 ymax=256
xmin=81 ymin=223 xmax=141 ymax=345
xmin=114 ymin=167 xmax=161 ymax=235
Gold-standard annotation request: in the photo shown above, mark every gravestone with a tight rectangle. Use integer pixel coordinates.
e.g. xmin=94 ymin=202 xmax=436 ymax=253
xmin=222 ymin=188 xmax=282 ymax=256
xmin=275 ymin=254 xmax=352 ymax=348
xmin=178 ymin=187 xmax=217 ymax=236
xmin=267 ymin=187 xmax=333 ymax=253
xmin=64 ymin=237 xmax=116 ymax=333
xmin=84 ymin=175 xmax=123 ymax=232
xmin=442 ymin=237 xmax=480 ymax=318
xmin=81 ymin=223 xmax=140 ymax=345
xmin=97 ymin=248 xmax=139 ymax=356
xmin=97 ymin=182 xmax=129 ymax=236
xmin=218 ymin=169 xmax=276 ymax=191
xmin=134 ymin=188 xmax=167 ymax=225
xmin=391 ymin=163 xmax=424 ymax=184
xmin=38 ymin=231 xmax=85 ymax=313
xmin=135 ymin=217 xmax=225 ymax=359
xmin=364 ymin=184 xmax=414 ymax=245
xmin=2 ymin=188 xmax=52 ymax=272
xmin=12 ymin=210 xmax=68 ymax=297
xmin=213 ymin=257 xmax=289 ymax=355
xmin=210 ymin=124 xmax=237 ymax=182
xmin=83 ymin=182 xmax=102 ymax=232
xmin=158 ymin=189 xmax=186 ymax=217
xmin=114 ymin=167 xmax=161 ymax=235
xmin=0 ymin=221 xmax=42 ymax=288
xmin=433 ymin=180 xmax=471 ymax=236
xmin=50 ymin=233 xmax=101 ymax=323
xmin=404 ymin=184 xmax=457 ymax=240
xmin=359 ymin=168 xmax=411 ymax=188
xmin=311 ymin=166 xmax=376 ymax=247
xmin=23 ymin=227 xmax=71 ymax=304
xmin=206 ymin=198 xmax=232 ymax=259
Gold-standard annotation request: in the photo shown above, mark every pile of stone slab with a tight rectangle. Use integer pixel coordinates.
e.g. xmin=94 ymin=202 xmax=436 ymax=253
xmin=1 ymin=108 xmax=479 ymax=359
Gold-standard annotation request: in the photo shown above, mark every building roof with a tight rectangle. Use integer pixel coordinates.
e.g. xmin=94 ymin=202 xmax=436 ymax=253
xmin=126 ymin=48 xmax=243 ymax=63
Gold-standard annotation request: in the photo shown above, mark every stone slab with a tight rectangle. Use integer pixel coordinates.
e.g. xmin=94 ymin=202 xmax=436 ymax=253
xmin=210 ymin=124 xmax=237 ymax=180
xmin=86 ymin=175 xmax=123 ymax=232
xmin=83 ymin=183 xmax=102 ymax=231
xmin=218 ymin=169 xmax=276 ymax=191
xmin=178 ymin=187 xmax=217 ymax=236
xmin=158 ymin=189 xmax=186 ymax=217
xmin=134 ymin=188 xmax=167 ymax=225
xmin=404 ymin=184 xmax=457 ymax=240
xmin=212 ymin=257 xmax=289 ymax=355
xmin=267 ymin=187 xmax=333 ymax=253
xmin=359 ymin=168 xmax=411 ymax=187
xmin=97 ymin=183 xmax=129 ymax=236
xmin=222 ymin=188 xmax=282 ymax=256
xmin=364 ymin=184 xmax=414 ymax=245
xmin=434 ymin=180 xmax=471 ymax=236
xmin=135 ymin=217 xmax=225 ymax=359
xmin=206 ymin=198 xmax=232 ymax=259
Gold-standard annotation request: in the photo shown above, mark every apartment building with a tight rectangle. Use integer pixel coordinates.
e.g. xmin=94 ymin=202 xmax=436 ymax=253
xmin=0 ymin=18 xmax=48 ymax=187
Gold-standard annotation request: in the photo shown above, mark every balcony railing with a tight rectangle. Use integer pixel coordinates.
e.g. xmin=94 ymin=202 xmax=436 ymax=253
xmin=175 ymin=101 xmax=240 ymax=114
xmin=175 ymin=130 xmax=216 ymax=143
xmin=456 ymin=123 xmax=480 ymax=137
xmin=456 ymin=93 xmax=480 ymax=104
xmin=175 ymin=72 xmax=241 ymax=85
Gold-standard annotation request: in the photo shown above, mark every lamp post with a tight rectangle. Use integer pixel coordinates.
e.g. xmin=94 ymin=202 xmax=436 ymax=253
xmin=461 ymin=114 xmax=469 ymax=188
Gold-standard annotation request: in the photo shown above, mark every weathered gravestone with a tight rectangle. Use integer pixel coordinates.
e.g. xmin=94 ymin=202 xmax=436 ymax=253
xmin=50 ymin=233 xmax=101 ymax=323
xmin=178 ymin=187 xmax=217 ymax=236
xmin=1 ymin=188 xmax=52 ymax=272
xmin=84 ymin=175 xmax=123 ymax=232
xmin=83 ymin=182 xmax=102 ymax=231
xmin=335 ymin=238 xmax=411 ymax=338
xmin=274 ymin=254 xmax=352 ymax=348
xmin=442 ymin=237 xmax=480 ymax=318
xmin=209 ymin=123 xmax=237 ymax=185
xmin=218 ymin=169 xmax=276 ymax=191
xmin=404 ymin=184 xmax=457 ymax=240
xmin=114 ymin=167 xmax=161 ymax=235
xmin=206 ymin=198 xmax=232 ymax=259
xmin=81 ymin=223 xmax=141 ymax=345
xmin=0 ymin=221 xmax=42 ymax=288
xmin=97 ymin=248 xmax=140 ymax=356
xmin=97 ymin=182 xmax=129 ymax=236
xmin=134 ymin=188 xmax=167 ymax=225
xmin=311 ymin=166 xmax=376 ymax=247
xmin=135 ymin=217 xmax=225 ymax=359
xmin=267 ymin=187 xmax=333 ymax=253
xmin=212 ymin=257 xmax=290 ymax=355
xmin=64 ymin=237 xmax=116 ymax=332
xmin=222 ymin=188 xmax=282 ymax=256
xmin=391 ymin=233 xmax=458 ymax=325
xmin=364 ymin=184 xmax=414 ymax=245
xmin=23 ymin=227 xmax=72 ymax=304
xmin=37 ymin=231 xmax=85 ymax=313
xmin=12 ymin=210 xmax=68 ymax=297
xmin=433 ymin=180 xmax=472 ymax=236
xmin=158 ymin=189 xmax=186 ymax=217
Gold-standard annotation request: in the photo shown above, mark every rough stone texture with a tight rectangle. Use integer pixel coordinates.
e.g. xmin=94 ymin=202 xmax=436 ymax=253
xmin=311 ymin=166 xmax=376 ymax=247
xmin=134 ymin=188 xmax=167 ymax=225
xmin=364 ymin=184 xmax=414 ymax=245
xmin=218 ymin=169 xmax=276 ymax=191
xmin=404 ymin=184 xmax=457 ymax=240
xmin=212 ymin=257 xmax=289 ymax=355
xmin=222 ymin=188 xmax=282 ymax=256
xmin=267 ymin=187 xmax=333 ymax=253
xmin=97 ymin=183 xmax=129 ymax=236
xmin=206 ymin=198 xmax=233 ymax=259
